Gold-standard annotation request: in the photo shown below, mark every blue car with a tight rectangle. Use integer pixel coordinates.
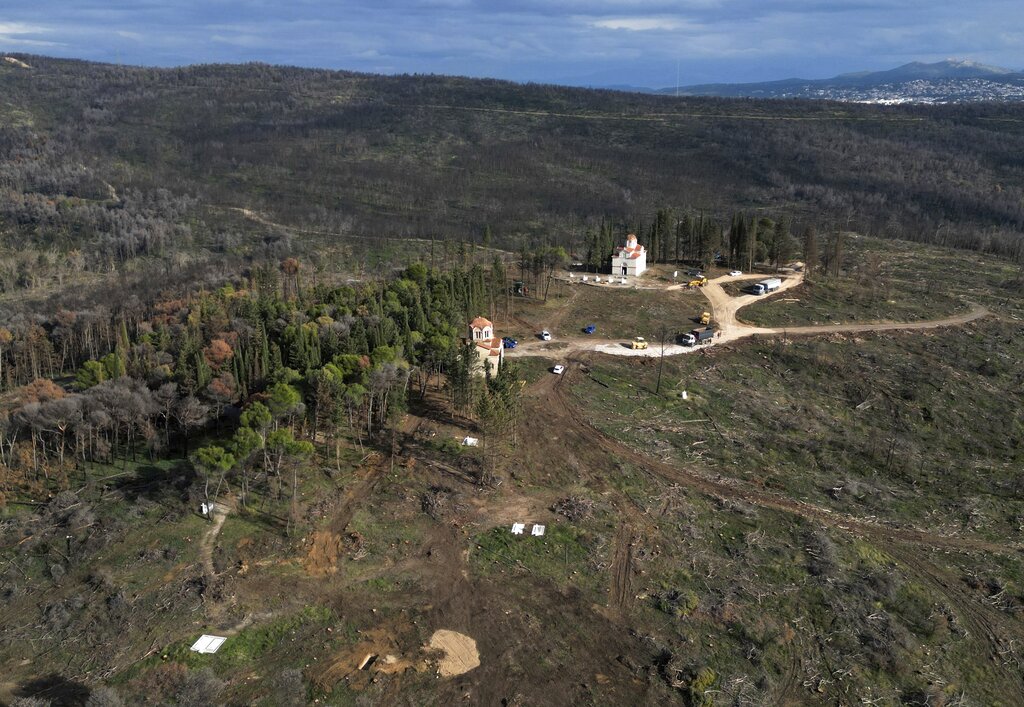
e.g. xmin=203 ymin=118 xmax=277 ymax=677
xmin=502 ymin=337 xmax=517 ymax=349
xmin=583 ymin=324 xmax=596 ymax=335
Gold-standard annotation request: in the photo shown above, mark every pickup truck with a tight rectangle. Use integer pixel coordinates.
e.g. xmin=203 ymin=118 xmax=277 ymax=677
xmin=583 ymin=324 xmax=596 ymax=335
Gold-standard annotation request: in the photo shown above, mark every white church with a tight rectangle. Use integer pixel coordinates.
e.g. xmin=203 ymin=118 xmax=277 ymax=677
xmin=611 ymin=234 xmax=647 ymax=278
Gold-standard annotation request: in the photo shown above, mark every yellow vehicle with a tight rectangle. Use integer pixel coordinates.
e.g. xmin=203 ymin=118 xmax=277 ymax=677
xmin=688 ymin=277 xmax=708 ymax=287
xmin=700 ymin=311 xmax=712 ymax=325
xmin=630 ymin=337 xmax=648 ymax=350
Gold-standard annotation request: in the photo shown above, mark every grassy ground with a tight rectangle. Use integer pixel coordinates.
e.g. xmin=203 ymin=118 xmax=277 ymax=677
xmin=736 ymin=235 xmax=1020 ymax=327
xmin=557 ymin=313 xmax=1024 ymax=703
xmin=571 ymin=317 xmax=1024 ymax=542
xmin=509 ymin=284 xmax=707 ymax=342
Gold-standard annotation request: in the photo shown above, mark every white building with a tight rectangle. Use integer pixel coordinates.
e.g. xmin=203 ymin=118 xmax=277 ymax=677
xmin=611 ymin=234 xmax=647 ymax=278
xmin=467 ymin=316 xmax=503 ymax=377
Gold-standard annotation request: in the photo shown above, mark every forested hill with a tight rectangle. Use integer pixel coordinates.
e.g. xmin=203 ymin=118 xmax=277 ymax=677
xmin=2 ymin=53 xmax=1024 ymax=271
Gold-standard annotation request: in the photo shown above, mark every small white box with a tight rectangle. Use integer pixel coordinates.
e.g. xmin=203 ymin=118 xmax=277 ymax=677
xmin=531 ymin=525 xmax=545 ymax=537
xmin=511 ymin=523 xmax=525 ymax=535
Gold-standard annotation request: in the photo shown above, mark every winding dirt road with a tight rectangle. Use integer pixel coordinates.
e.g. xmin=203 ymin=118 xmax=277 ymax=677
xmin=505 ymin=272 xmax=989 ymax=360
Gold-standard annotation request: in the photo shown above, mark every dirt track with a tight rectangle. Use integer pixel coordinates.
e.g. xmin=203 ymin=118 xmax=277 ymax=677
xmin=524 ymin=362 xmax=1024 ymax=695
xmin=546 ymin=364 xmax=1019 ymax=557
xmin=505 ymin=272 xmax=989 ymax=361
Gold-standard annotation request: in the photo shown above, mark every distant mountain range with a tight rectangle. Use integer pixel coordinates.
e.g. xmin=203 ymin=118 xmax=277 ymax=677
xmin=647 ymin=60 xmax=1024 ymax=104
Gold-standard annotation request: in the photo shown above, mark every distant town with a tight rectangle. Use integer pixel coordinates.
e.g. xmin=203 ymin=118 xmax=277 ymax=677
xmin=785 ymin=78 xmax=1024 ymax=105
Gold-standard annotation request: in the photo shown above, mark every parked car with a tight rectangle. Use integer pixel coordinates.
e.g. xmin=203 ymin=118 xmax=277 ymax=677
xmin=502 ymin=337 xmax=517 ymax=349
xmin=728 ymin=270 xmax=743 ymax=277
xmin=552 ymin=364 xmax=565 ymax=375
xmin=540 ymin=330 xmax=552 ymax=341
xmin=686 ymin=269 xmax=703 ymax=277
xmin=583 ymin=324 xmax=596 ymax=334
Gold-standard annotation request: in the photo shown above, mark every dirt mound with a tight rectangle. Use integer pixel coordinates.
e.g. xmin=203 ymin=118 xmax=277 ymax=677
xmin=303 ymin=530 xmax=342 ymax=576
xmin=429 ymin=629 xmax=480 ymax=677
xmin=311 ymin=624 xmax=425 ymax=692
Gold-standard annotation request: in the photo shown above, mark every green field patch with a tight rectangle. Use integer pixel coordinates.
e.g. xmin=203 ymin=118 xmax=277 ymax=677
xmin=471 ymin=523 xmax=601 ymax=592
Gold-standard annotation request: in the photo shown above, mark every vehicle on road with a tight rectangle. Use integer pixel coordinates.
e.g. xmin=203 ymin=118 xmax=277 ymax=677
xmin=540 ymin=330 xmax=552 ymax=341
xmin=552 ymin=364 xmax=565 ymax=375
xmin=699 ymin=311 xmax=712 ymax=325
xmin=678 ymin=333 xmax=697 ymax=346
xmin=502 ymin=337 xmax=517 ymax=349
xmin=630 ymin=337 xmax=648 ymax=350
xmin=692 ymin=327 xmax=715 ymax=344
xmin=750 ymin=278 xmax=782 ymax=295
xmin=688 ymin=277 xmax=708 ymax=287
xmin=728 ymin=270 xmax=743 ymax=277
xmin=583 ymin=324 xmax=596 ymax=334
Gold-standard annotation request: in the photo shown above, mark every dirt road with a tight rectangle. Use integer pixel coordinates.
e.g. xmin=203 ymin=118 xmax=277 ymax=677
xmin=505 ymin=272 xmax=989 ymax=361
xmin=527 ymin=360 xmax=1024 ymax=694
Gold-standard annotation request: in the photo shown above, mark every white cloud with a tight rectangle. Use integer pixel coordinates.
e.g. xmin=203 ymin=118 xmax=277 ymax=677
xmin=0 ymin=21 xmax=63 ymax=47
xmin=591 ymin=17 xmax=686 ymax=31
xmin=0 ymin=22 xmax=48 ymax=35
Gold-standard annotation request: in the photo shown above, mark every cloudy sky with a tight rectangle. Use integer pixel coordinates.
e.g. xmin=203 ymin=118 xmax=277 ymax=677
xmin=1 ymin=1 xmax=1021 ymax=87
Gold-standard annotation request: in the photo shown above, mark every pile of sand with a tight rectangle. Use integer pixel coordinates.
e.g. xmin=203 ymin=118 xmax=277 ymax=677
xmin=429 ymin=629 xmax=480 ymax=677
xmin=303 ymin=530 xmax=342 ymax=576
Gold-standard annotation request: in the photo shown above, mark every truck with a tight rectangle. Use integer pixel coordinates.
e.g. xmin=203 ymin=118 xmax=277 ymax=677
xmin=630 ymin=337 xmax=648 ymax=350
xmin=699 ymin=311 xmax=712 ymax=325
xmin=692 ymin=327 xmax=715 ymax=344
xmin=677 ymin=332 xmax=697 ymax=346
xmin=750 ymin=277 xmax=782 ymax=295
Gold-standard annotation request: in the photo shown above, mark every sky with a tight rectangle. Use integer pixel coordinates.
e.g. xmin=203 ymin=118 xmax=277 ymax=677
xmin=1 ymin=1 xmax=1022 ymax=87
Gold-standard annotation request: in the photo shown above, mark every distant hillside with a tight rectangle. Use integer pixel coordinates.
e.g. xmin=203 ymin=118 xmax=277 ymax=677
xmin=1 ymin=53 xmax=1023 ymax=272
xmin=664 ymin=60 xmax=1024 ymax=104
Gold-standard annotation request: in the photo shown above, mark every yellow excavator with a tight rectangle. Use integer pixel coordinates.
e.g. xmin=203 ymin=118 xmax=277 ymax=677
xmin=699 ymin=311 xmax=712 ymax=325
